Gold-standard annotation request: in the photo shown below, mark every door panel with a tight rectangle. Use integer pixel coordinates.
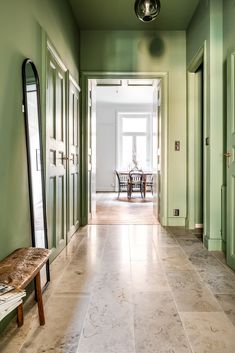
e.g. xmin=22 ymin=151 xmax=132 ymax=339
xmin=48 ymin=176 xmax=56 ymax=250
xmin=227 ymin=52 xmax=235 ymax=270
xmin=91 ymin=81 xmax=96 ymax=216
xmin=88 ymin=83 xmax=92 ymax=220
xmin=67 ymin=77 xmax=80 ymax=241
xmin=152 ymin=82 xmax=160 ymax=220
xmin=195 ymin=67 xmax=203 ymax=227
xmin=46 ymin=51 xmax=67 ymax=259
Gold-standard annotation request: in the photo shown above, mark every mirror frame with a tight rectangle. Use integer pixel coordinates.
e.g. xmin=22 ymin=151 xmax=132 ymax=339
xmin=22 ymin=58 xmax=50 ymax=287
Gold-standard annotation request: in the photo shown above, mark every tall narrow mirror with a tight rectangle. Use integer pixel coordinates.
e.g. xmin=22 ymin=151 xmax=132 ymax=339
xmin=22 ymin=59 xmax=50 ymax=288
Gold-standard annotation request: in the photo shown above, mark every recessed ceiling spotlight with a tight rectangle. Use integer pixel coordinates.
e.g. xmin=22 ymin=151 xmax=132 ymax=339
xmin=134 ymin=0 xmax=161 ymax=22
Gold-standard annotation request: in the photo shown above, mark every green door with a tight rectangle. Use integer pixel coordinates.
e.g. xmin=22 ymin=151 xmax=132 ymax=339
xmin=226 ymin=51 xmax=235 ymax=270
xmin=46 ymin=50 xmax=67 ymax=260
xmin=67 ymin=76 xmax=80 ymax=241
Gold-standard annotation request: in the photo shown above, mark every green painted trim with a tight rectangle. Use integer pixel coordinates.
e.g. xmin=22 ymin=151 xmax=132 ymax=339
xmin=80 ymin=71 xmax=169 ymax=226
xmin=41 ymin=29 xmax=47 ymax=154
xmin=226 ymin=51 xmax=235 ymax=269
xmin=222 ymin=240 xmax=226 ymax=253
xmin=221 ymin=185 xmax=226 ymax=245
xmin=208 ymin=0 xmax=223 ymax=240
xmin=204 ymin=235 xmax=222 ymax=251
xmin=159 ymin=216 xmax=167 ymax=226
xmin=187 ymin=71 xmax=196 ymax=230
xmin=65 ymin=71 xmax=70 ymax=240
xmin=80 ymin=73 xmax=89 ymax=225
xmin=187 ymin=44 xmax=204 ymax=72
xmin=187 ymin=41 xmax=209 ymax=234
xmin=167 ymin=217 xmax=186 ymax=227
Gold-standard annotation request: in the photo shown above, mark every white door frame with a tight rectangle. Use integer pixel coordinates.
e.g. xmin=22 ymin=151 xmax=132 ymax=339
xmin=80 ymin=71 xmax=168 ymax=226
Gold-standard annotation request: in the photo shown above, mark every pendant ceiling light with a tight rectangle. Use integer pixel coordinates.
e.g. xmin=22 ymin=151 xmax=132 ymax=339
xmin=135 ymin=0 xmax=161 ymax=22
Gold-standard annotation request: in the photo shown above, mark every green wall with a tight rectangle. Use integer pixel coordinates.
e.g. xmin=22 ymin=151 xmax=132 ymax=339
xmin=186 ymin=0 xmax=223 ymax=250
xmin=80 ymin=30 xmax=187 ymax=226
xmin=0 ymin=0 xmax=79 ymax=267
xmin=223 ymin=0 xmax=235 ymax=57
xmin=0 ymin=0 xmax=79 ymax=332
xmin=186 ymin=1 xmax=210 ymax=64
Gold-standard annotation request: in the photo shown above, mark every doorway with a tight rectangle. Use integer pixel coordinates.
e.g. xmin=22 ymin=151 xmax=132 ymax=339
xmin=187 ymin=54 xmax=206 ymax=240
xmin=194 ymin=64 xmax=204 ymax=230
xmin=85 ymin=77 xmax=164 ymax=225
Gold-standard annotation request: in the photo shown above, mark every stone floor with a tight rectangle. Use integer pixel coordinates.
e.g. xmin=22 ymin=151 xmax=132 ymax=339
xmin=1 ymin=225 xmax=235 ymax=353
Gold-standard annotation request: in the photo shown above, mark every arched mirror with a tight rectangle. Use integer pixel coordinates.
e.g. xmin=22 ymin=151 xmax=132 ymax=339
xmin=22 ymin=59 xmax=50 ymax=288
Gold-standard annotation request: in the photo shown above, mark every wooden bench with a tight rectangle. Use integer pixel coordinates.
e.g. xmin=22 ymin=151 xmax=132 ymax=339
xmin=0 ymin=247 xmax=50 ymax=326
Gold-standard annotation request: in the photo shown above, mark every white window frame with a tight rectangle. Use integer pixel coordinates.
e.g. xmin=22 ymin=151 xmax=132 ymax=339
xmin=116 ymin=112 xmax=153 ymax=171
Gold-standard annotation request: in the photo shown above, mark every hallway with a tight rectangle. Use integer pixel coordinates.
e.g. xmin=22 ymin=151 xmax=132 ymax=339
xmin=1 ymin=224 xmax=235 ymax=353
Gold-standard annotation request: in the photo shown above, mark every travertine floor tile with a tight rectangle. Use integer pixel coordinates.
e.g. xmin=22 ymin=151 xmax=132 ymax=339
xmin=131 ymin=262 xmax=170 ymax=292
xmin=53 ymin=264 xmax=96 ymax=295
xmin=180 ymin=312 xmax=235 ymax=353
xmin=77 ymin=289 xmax=134 ymax=353
xmin=198 ymin=269 xmax=235 ymax=294
xmin=215 ymin=294 xmax=235 ymax=325
xmin=134 ymin=292 xmax=192 ymax=353
xmin=153 ymin=232 xmax=177 ymax=247
xmin=158 ymin=246 xmax=194 ymax=271
xmin=176 ymin=238 xmax=205 ymax=256
xmin=166 ymin=270 xmax=222 ymax=312
xmin=20 ymin=294 xmax=90 ymax=353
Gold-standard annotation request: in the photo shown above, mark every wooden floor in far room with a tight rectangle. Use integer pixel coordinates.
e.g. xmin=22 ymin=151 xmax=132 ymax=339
xmin=89 ymin=192 xmax=159 ymax=225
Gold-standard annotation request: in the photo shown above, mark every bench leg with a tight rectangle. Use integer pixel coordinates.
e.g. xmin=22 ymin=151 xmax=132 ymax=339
xmin=17 ymin=303 xmax=24 ymax=327
xmin=35 ymin=272 xmax=45 ymax=325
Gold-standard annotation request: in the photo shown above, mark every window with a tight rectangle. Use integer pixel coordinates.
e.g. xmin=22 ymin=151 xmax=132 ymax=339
xmin=117 ymin=113 xmax=154 ymax=171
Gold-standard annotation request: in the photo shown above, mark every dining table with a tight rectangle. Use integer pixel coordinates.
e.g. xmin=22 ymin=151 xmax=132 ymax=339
xmin=116 ymin=170 xmax=153 ymax=199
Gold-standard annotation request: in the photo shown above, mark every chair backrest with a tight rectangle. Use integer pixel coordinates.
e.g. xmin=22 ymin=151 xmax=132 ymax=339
xmin=129 ymin=170 xmax=143 ymax=183
xmin=115 ymin=171 xmax=129 ymax=184
xmin=115 ymin=170 xmax=120 ymax=183
xmin=145 ymin=173 xmax=153 ymax=183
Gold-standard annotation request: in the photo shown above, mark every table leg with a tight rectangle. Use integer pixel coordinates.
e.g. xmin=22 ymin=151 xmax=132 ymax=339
xmin=35 ymin=272 xmax=45 ymax=325
xmin=127 ymin=182 xmax=131 ymax=199
xmin=143 ymin=181 xmax=146 ymax=198
xmin=17 ymin=303 xmax=24 ymax=327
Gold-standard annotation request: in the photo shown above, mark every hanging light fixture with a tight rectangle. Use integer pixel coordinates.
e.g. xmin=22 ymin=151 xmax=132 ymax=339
xmin=134 ymin=0 xmax=161 ymax=22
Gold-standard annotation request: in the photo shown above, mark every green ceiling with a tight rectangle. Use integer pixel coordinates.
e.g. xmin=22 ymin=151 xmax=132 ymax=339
xmin=68 ymin=0 xmax=200 ymax=31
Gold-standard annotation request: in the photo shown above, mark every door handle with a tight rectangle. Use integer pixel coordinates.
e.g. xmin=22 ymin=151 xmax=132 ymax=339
xmin=224 ymin=152 xmax=232 ymax=168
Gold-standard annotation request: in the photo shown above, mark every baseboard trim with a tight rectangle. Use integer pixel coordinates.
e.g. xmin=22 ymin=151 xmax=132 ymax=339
xmin=204 ymin=235 xmax=223 ymax=251
xmin=185 ymin=217 xmax=194 ymax=230
xmin=159 ymin=216 xmax=167 ymax=226
xmin=195 ymin=223 xmax=203 ymax=228
xmin=96 ymin=188 xmax=115 ymax=192
xmin=167 ymin=217 xmax=186 ymax=226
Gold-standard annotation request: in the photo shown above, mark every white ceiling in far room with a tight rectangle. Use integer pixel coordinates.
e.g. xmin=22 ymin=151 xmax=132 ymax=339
xmin=95 ymin=79 xmax=159 ymax=105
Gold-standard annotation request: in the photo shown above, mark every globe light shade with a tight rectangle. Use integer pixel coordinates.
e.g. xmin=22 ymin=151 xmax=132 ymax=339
xmin=135 ymin=0 xmax=161 ymax=22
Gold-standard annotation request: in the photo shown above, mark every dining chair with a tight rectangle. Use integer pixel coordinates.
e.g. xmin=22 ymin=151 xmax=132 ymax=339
xmin=115 ymin=171 xmax=129 ymax=198
xmin=142 ymin=173 xmax=153 ymax=197
xmin=127 ymin=170 xmax=143 ymax=199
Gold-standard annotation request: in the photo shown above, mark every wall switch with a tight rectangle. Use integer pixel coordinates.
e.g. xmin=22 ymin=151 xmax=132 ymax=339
xmin=173 ymin=209 xmax=180 ymax=216
xmin=175 ymin=141 xmax=180 ymax=151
